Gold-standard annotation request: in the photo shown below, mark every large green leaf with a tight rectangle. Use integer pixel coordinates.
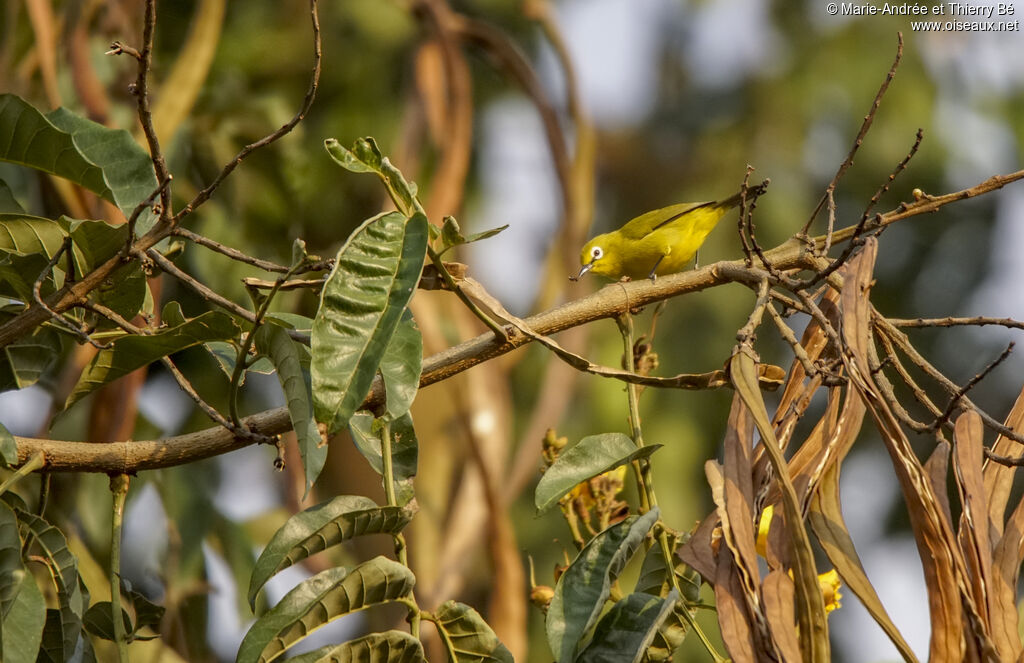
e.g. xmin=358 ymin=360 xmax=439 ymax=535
xmin=547 ymin=509 xmax=660 ymax=663
xmin=379 ymin=308 xmax=422 ymax=421
xmin=312 ymin=211 xmax=428 ymax=434
xmin=535 ymin=434 xmax=661 ymax=512
xmin=0 ymin=94 xmax=158 ymax=218
xmin=433 ymin=601 xmax=514 ymax=663
xmin=575 ymin=591 xmax=678 ymax=663
xmin=237 ymin=556 xmax=416 ymax=663
xmin=348 ymin=412 xmax=418 ymax=505
xmin=286 ymin=631 xmax=425 ymax=663
xmin=1 ymin=568 xmax=46 ymax=661
xmin=17 ymin=509 xmax=84 ymax=657
xmin=256 ymin=322 xmax=325 ymax=497
xmin=248 ymin=496 xmax=416 ymax=609
xmin=0 ymin=213 xmax=68 ymax=257
xmin=66 ymin=301 xmax=239 ymax=409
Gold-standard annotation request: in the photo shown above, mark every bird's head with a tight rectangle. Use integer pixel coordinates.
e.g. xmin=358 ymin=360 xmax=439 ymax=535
xmin=571 ymin=234 xmax=622 ymax=281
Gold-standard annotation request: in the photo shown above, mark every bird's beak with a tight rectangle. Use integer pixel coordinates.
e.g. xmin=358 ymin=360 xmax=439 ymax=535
xmin=569 ymin=262 xmax=594 ymax=282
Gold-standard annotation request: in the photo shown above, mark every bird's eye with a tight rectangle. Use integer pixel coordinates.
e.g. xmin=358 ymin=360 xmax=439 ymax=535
xmin=591 ymin=246 xmax=603 ymax=260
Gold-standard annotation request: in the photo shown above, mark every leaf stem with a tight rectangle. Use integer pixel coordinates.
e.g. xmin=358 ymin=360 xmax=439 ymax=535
xmin=380 ymin=419 xmax=421 ymax=637
xmin=615 ymin=312 xmax=656 ymax=513
xmin=109 ymin=473 xmax=131 ymax=662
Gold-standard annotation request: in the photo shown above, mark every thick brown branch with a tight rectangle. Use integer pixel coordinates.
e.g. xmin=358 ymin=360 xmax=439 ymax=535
xmin=9 ymin=169 xmax=1024 ymax=472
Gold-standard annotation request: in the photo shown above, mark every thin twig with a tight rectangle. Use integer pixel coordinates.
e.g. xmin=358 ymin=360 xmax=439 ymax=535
xmin=800 ymin=33 xmax=904 ymax=240
xmin=737 ymin=166 xmax=757 ymax=265
xmin=124 ymin=175 xmax=172 ymax=254
xmin=929 ymin=342 xmax=1014 ymax=431
xmin=860 ymin=128 xmax=924 ymax=223
xmin=172 ymin=0 xmax=321 ymax=224
xmin=170 ymin=227 xmax=292 ymax=273
xmin=889 ymin=315 xmax=1024 ymax=331
xmin=133 ymin=0 xmax=172 ymax=220
xmin=32 ymin=238 xmax=108 ymax=349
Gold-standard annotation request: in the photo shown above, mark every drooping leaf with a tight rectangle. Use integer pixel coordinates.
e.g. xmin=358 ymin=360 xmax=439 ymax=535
xmin=575 ymin=590 xmax=678 ymax=663
xmin=348 ymin=412 xmax=418 ymax=505
xmin=286 ymin=630 xmax=425 ymax=663
xmin=0 ymin=500 xmax=23 ymax=613
xmin=535 ymin=433 xmax=661 ymax=512
xmin=1 ymin=568 xmax=46 ymax=661
xmin=256 ymin=322 xmax=325 ymax=497
xmin=248 ymin=495 xmax=416 ymax=608
xmin=0 ymin=326 xmax=62 ymax=392
xmin=433 ymin=600 xmax=514 ymax=663
xmin=236 ymin=556 xmax=416 ymax=663
xmin=17 ymin=509 xmax=84 ymax=656
xmin=547 ymin=509 xmax=660 ymax=663
xmin=205 ymin=341 xmax=275 ymax=384
xmin=81 ymin=601 xmax=132 ymax=641
xmin=66 ymin=301 xmax=239 ymax=409
xmin=0 ymin=95 xmax=158 ymax=218
xmin=311 ymin=211 xmax=428 ymax=434
xmin=379 ymin=308 xmax=422 ymax=421
xmin=0 ymin=180 xmax=24 ymax=214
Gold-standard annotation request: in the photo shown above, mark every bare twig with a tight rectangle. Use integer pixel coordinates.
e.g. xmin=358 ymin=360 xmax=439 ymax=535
xmin=32 ymin=238 xmax=108 ymax=349
xmin=860 ymin=128 xmax=924 ymax=223
xmin=889 ymin=315 xmax=1024 ymax=331
xmin=800 ymin=33 xmax=904 ymax=240
xmin=171 ymin=227 xmax=291 ymax=274
xmin=929 ymin=342 xmax=1014 ymax=431
xmin=172 ymin=0 xmax=322 ymax=224
xmin=133 ymin=0 xmax=173 ymax=220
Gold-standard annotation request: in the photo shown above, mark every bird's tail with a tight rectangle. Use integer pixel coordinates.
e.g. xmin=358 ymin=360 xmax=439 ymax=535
xmin=717 ymin=181 xmax=769 ymax=210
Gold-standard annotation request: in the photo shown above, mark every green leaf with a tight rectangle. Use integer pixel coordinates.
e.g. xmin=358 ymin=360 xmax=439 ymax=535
xmin=0 ymin=94 xmax=159 ymax=218
xmin=324 ymin=138 xmax=420 ymax=217
xmin=17 ymin=509 xmax=84 ymax=656
xmin=2 ymin=568 xmax=46 ymax=661
xmin=535 ymin=434 xmax=661 ymax=512
xmin=256 ymin=322 xmax=325 ymax=497
xmin=285 ymin=631 xmax=425 ymax=663
xmin=81 ymin=601 xmax=132 ymax=641
xmin=67 ymin=218 xmax=127 ymax=273
xmin=379 ymin=308 xmax=422 ymax=421
xmin=0 ymin=251 xmax=55 ymax=301
xmin=575 ymin=591 xmax=678 ymax=663
xmin=349 ymin=412 xmax=418 ymax=505
xmin=634 ymin=537 xmax=699 ymax=661
xmin=0 ymin=423 xmax=16 ymax=467
xmin=248 ymin=496 xmax=416 ymax=609
xmin=0 ymin=326 xmax=62 ymax=392
xmin=236 ymin=556 xmax=416 ymax=663
xmin=205 ymin=341 xmax=275 ymax=384
xmin=0 ymin=213 xmax=68 ymax=257
xmin=547 ymin=509 xmax=660 ymax=663
xmin=66 ymin=302 xmax=240 ymax=409
xmin=312 ymin=211 xmax=428 ymax=434
xmin=0 ymin=500 xmax=23 ymax=613
xmin=438 ymin=216 xmax=509 ymax=256
xmin=433 ymin=600 xmax=514 ymax=663
xmin=0 ymin=180 xmax=25 ymax=214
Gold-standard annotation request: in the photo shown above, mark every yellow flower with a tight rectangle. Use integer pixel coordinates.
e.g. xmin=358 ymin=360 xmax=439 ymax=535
xmin=818 ymin=568 xmax=843 ymax=614
xmin=756 ymin=504 xmax=774 ymax=557
xmin=756 ymin=504 xmax=843 ymax=615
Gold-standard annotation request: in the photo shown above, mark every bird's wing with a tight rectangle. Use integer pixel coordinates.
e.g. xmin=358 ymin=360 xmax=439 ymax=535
xmin=618 ymin=201 xmax=715 ymax=239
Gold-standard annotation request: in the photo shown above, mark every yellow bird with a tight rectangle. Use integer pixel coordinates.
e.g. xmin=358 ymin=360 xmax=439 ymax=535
xmin=572 ymin=183 xmax=767 ymax=281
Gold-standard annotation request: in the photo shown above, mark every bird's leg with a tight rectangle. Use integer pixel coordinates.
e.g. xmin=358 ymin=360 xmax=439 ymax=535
xmin=693 ymin=250 xmax=701 ymax=270
xmin=647 ymin=254 xmax=666 ymax=282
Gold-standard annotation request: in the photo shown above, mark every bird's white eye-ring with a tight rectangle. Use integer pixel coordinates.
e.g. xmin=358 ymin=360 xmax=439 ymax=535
xmin=591 ymin=246 xmax=603 ymax=260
